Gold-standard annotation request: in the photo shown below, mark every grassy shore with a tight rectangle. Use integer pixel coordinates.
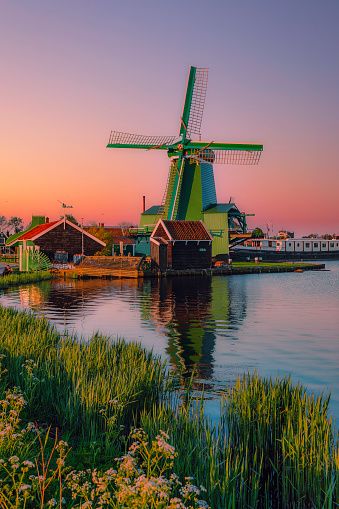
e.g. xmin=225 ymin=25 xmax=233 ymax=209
xmin=0 ymin=271 xmax=55 ymax=289
xmin=0 ymin=306 xmax=337 ymax=508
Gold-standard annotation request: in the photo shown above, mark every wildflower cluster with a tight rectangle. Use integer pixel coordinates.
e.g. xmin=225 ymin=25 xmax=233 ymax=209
xmin=65 ymin=428 xmax=210 ymax=508
xmin=0 ymin=386 xmax=28 ymax=451
xmin=0 ymin=381 xmax=210 ymax=509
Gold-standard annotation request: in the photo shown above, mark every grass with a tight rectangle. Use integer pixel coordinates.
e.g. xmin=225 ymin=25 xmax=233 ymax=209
xmin=0 ymin=305 xmax=337 ymax=508
xmin=0 ymin=271 xmax=55 ymax=289
xmin=231 ymin=261 xmax=318 ymax=268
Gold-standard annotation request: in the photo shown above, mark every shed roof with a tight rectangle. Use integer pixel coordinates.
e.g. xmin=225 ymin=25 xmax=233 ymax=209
xmin=203 ymin=203 xmax=240 ymax=214
xmin=152 ymin=220 xmax=213 ymax=241
xmin=141 ymin=205 xmax=161 ymax=215
xmin=18 ymin=221 xmax=60 ymax=240
xmin=7 ymin=220 xmax=106 ymax=247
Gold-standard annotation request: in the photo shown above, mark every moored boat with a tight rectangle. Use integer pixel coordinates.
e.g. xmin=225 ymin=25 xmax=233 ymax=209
xmin=231 ymin=237 xmax=339 ymax=261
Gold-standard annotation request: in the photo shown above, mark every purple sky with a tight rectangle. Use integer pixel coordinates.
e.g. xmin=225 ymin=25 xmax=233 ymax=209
xmin=1 ymin=0 xmax=338 ymax=236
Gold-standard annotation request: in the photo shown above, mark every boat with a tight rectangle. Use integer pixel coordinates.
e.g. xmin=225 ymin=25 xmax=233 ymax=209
xmin=231 ymin=237 xmax=339 ymax=261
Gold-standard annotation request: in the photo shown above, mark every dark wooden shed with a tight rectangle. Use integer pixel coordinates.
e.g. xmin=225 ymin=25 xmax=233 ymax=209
xmin=150 ymin=219 xmax=213 ymax=271
xmin=7 ymin=219 xmax=106 ymax=262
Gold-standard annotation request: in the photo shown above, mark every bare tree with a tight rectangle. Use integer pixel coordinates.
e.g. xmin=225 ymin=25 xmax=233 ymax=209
xmin=0 ymin=215 xmax=7 ymax=231
xmin=118 ymin=221 xmax=137 ymax=235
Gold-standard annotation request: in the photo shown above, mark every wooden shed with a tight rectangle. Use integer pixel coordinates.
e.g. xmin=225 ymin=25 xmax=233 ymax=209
xmin=150 ymin=219 xmax=213 ymax=271
xmin=7 ymin=219 xmax=106 ymax=262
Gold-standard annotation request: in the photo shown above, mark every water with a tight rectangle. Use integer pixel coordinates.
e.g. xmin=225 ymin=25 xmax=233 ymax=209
xmin=1 ymin=261 xmax=338 ymax=421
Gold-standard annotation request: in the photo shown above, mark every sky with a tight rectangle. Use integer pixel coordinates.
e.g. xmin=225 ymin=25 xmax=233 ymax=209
xmin=1 ymin=0 xmax=338 ymax=237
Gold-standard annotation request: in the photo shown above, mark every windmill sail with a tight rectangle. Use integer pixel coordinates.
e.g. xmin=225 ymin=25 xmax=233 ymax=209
xmin=188 ymin=148 xmax=262 ymax=165
xmin=186 ymin=68 xmax=209 ymax=138
xmin=108 ymin=131 xmax=176 ymax=149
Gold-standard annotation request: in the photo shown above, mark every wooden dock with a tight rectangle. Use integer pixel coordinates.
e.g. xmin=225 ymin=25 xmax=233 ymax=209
xmin=68 ymin=256 xmax=146 ymax=279
xmin=63 ymin=257 xmax=326 ymax=280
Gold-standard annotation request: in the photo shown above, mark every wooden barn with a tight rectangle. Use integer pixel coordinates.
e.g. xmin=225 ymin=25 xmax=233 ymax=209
xmin=150 ymin=219 xmax=213 ymax=271
xmin=6 ymin=219 xmax=106 ymax=262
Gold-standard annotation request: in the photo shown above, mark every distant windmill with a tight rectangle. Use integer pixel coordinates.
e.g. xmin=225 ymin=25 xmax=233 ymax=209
xmin=107 ymin=67 xmax=263 ymax=224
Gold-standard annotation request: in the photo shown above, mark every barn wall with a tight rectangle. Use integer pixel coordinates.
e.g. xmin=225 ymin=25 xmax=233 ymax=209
xmin=171 ymin=241 xmax=211 ymax=270
xmin=35 ymin=223 xmax=104 ymax=261
xmin=151 ymin=242 xmax=167 ymax=272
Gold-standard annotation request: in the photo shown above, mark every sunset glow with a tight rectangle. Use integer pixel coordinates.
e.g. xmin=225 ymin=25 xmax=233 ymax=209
xmin=1 ymin=1 xmax=338 ymax=237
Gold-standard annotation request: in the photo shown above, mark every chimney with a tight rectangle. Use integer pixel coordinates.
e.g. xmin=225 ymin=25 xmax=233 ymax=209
xmin=45 ymin=217 xmax=49 ymax=223
xmin=99 ymin=222 xmax=104 ymax=228
xmin=143 ymin=196 xmax=145 ymax=213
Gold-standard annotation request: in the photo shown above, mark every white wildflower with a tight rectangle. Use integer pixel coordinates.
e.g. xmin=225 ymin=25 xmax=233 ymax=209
xmin=18 ymin=484 xmax=31 ymax=492
xmin=22 ymin=460 xmax=35 ymax=468
xmin=9 ymin=456 xmax=20 ymax=463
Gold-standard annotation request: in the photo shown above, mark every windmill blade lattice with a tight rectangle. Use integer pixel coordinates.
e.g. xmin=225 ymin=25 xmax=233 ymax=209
xmin=186 ymin=68 xmax=208 ymax=138
xmin=108 ymin=131 xmax=176 ymax=148
xmin=188 ymin=148 xmax=262 ymax=165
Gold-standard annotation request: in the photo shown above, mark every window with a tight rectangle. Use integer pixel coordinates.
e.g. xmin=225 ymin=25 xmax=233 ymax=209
xmin=330 ymin=243 xmax=334 ymax=248
xmin=314 ymin=243 xmax=318 ymax=248
xmin=288 ymin=243 xmax=292 ymax=247
xmin=305 ymin=243 xmax=310 ymax=248
xmin=297 ymin=243 xmax=300 ymax=247
xmin=268 ymin=241 xmax=272 ymax=247
xmin=199 ymin=248 xmax=206 ymax=252
xmin=322 ymin=243 xmax=326 ymax=248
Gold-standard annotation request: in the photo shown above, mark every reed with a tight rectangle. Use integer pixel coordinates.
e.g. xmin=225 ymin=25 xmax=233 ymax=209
xmin=0 ymin=306 xmax=337 ymax=508
xmin=0 ymin=305 xmax=173 ymax=462
xmin=139 ymin=374 xmax=338 ymax=508
xmin=0 ymin=271 xmax=54 ymax=289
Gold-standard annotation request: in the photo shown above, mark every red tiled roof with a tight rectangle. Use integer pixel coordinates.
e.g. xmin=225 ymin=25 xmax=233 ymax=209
xmin=162 ymin=220 xmax=212 ymax=241
xmin=112 ymin=236 xmax=135 ymax=245
xmin=16 ymin=221 xmax=60 ymax=240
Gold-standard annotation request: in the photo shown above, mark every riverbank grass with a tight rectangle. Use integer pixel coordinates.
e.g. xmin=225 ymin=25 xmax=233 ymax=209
xmin=0 ymin=271 xmax=55 ymax=289
xmin=0 ymin=306 xmax=337 ymax=508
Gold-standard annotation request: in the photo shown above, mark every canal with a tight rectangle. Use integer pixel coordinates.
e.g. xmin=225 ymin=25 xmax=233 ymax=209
xmin=1 ymin=260 xmax=338 ymax=422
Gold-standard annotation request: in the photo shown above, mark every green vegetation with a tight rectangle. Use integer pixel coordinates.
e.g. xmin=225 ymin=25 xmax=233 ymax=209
xmin=232 ymin=261 xmax=315 ymax=268
xmin=0 ymin=271 xmax=54 ymax=289
xmin=87 ymin=225 xmax=115 ymax=256
xmin=0 ymin=306 xmax=337 ymax=508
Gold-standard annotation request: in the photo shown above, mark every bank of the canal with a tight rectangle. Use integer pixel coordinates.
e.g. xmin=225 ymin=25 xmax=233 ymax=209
xmin=62 ymin=260 xmax=325 ymax=280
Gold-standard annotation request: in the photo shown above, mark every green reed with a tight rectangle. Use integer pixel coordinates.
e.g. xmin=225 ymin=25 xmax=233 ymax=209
xmin=0 ymin=270 xmax=54 ymax=288
xmin=139 ymin=374 xmax=338 ymax=508
xmin=0 ymin=305 xmax=337 ymax=508
xmin=0 ymin=305 xmax=173 ymax=460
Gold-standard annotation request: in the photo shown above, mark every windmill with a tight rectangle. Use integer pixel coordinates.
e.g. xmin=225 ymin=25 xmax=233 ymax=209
xmin=107 ymin=67 xmax=263 ymax=255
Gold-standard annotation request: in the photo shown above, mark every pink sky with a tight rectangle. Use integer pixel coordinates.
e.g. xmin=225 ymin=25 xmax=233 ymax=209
xmin=1 ymin=0 xmax=338 ymax=237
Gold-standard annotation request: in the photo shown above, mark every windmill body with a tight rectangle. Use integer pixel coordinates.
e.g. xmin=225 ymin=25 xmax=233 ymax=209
xmin=107 ymin=67 xmax=263 ymax=256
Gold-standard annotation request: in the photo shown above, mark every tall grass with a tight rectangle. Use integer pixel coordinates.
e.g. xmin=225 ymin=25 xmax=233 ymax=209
xmin=0 ymin=271 xmax=54 ymax=289
xmin=139 ymin=374 xmax=338 ymax=508
xmin=0 ymin=305 xmax=337 ymax=507
xmin=0 ymin=305 xmax=173 ymax=462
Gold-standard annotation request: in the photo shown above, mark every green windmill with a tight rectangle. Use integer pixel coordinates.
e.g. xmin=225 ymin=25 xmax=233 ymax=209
xmin=107 ymin=67 xmax=263 ymax=256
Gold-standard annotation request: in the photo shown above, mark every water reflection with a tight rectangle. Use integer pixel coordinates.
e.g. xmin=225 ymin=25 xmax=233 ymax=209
xmin=1 ymin=263 xmax=338 ymax=421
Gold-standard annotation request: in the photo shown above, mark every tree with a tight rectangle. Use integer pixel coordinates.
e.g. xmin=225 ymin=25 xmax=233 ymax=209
xmin=60 ymin=214 xmax=80 ymax=226
xmin=0 ymin=215 xmax=7 ymax=231
xmin=118 ymin=221 xmax=137 ymax=235
xmin=87 ymin=226 xmax=114 ymax=256
xmin=7 ymin=216 xmax=23 ymax=234
xmin=252 ymin=227 xmax=264 ymax=237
